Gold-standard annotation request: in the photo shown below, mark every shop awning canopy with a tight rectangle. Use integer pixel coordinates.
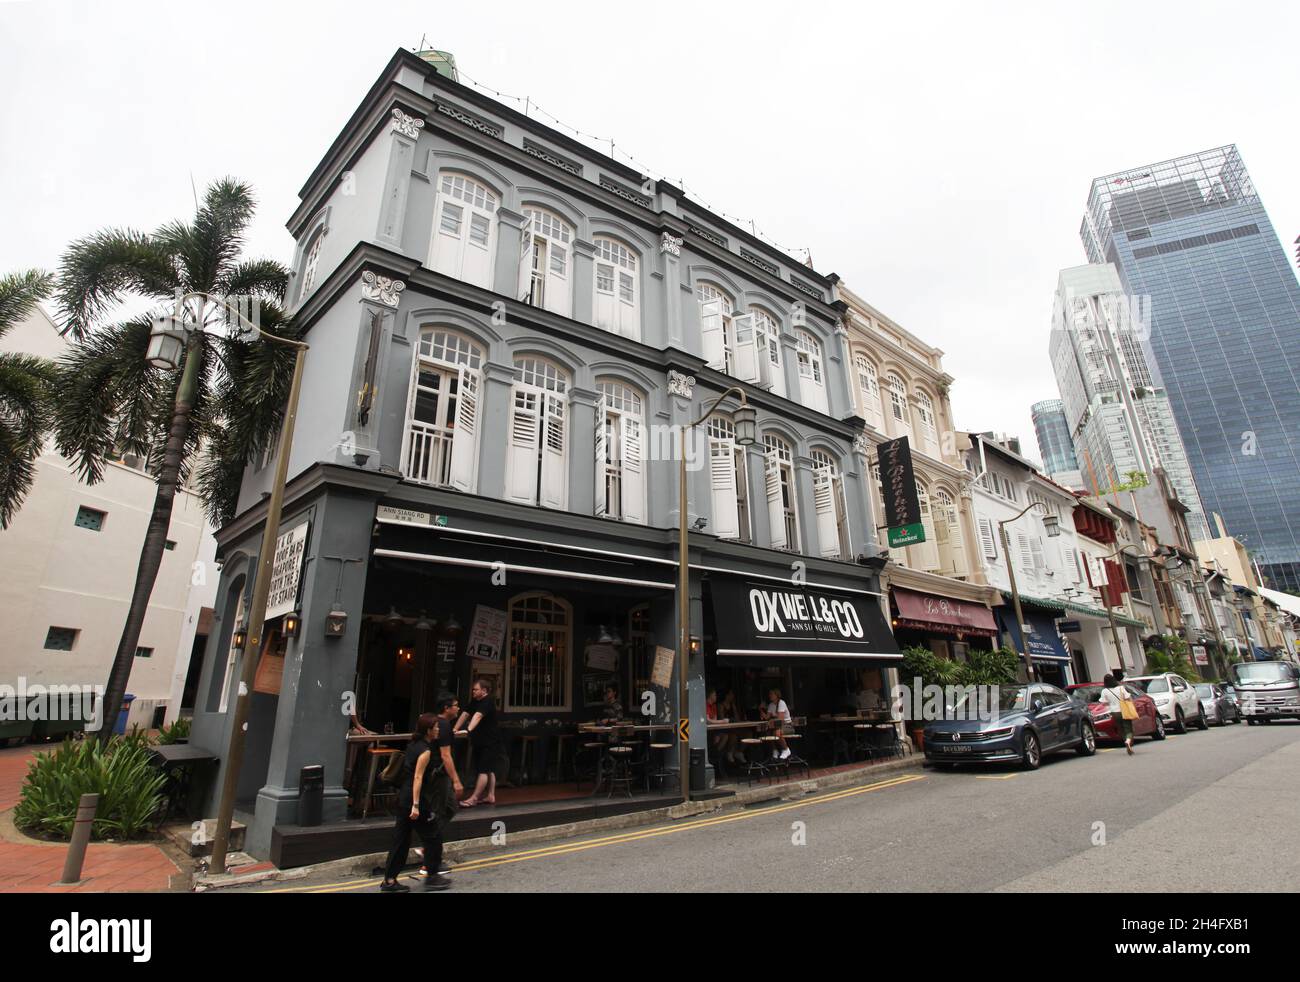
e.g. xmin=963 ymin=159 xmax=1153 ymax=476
xmin=708 ymin=577 xmax=901 ymax=666
xmin=892 ymin=587 xmax=999 ymax=637
xmin=998 ymin=608 xmax=1072 ymax=662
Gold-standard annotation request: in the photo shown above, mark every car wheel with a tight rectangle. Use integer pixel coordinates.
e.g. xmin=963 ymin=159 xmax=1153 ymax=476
xmin=1197 ymin=709 xmax=1209 ymax=731
xmin=1076 ymin=721 xmax=1097 ymax=756
xmin=1021 ymin=730 xmax=1041 ymax=770
xmin=1247 ymin=718 xmax=1259 ymax=726
xmin=1174 ymin=709 xmax=1187 ymax=734
xmin=1151 ymin=715 xmax=1166 ymax=740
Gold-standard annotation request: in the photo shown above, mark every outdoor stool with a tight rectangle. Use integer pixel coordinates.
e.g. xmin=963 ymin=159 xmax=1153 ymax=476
xmin=852 ymin=723 xmax=876 ymax=761
xmin=514 ymin=734 xmax=540 ymax=785
xmin=646 ymin=742 xmax=676 ymax=793
xmin=363 ymin=748 xmax=401 ymax=818
xmin=552 ymin=733 xmax=577 ymax=782
xmin=740 ymin=737 xmax=769 ymax=785
xmin=783 ymin=733 xmax=811 ymax=779
xmin=577 ymin=741 xmax=608 ymax=791
xmin=606 ymin=744 xmax=636 ymax=798
xmin=762 ymin=734 xmax=789 ymax=780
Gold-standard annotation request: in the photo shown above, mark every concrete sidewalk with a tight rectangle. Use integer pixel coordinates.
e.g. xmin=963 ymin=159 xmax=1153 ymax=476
xmin=0 ymin=743 xmax=183 ymax=893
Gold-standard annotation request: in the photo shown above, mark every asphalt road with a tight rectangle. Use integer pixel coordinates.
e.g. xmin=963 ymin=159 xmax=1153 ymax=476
xmin=249 ymin=720 xmax=1300 ymax=893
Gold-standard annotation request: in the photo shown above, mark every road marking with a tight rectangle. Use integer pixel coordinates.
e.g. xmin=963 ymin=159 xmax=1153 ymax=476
xmin=266 ymin=773 xmax=927 ymax=894
xmin=974 ymin=773 xmax=1018 ymax=780
xmin=1098 ymin=748 xmax=1116 ymax=753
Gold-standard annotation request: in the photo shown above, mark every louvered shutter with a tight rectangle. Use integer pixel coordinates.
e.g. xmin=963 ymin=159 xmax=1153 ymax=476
xmin=731 ymin=314 xmax=760 ymax=383
xmin=544 ymin=240 xmax=571 ymax=316
xmin=447 ymin=366 xmax=480 ymax=492
xmin=539 ymin=393 xmax=567 ymax=509
xmin=620 ymin=414 xmax=646 ymax=525
xmin=709 ymin=437 xmax=740 ymax=539
xmin=765 ymin=456 xmax=787 ymax=551
xmin=814 ymin=467 xmax=840 ymax=559
xmin=700 ymin=299 xmax=727 ymax=370
xmin=979 ymin=518 xmax=998 ymax=560
xmin=506 ymin=386 xmax=541 ymax=504
xmin=517 ymin=231 xmax=535 ymax=302
xmin=594 ymin=396 xmax=608 ymax=518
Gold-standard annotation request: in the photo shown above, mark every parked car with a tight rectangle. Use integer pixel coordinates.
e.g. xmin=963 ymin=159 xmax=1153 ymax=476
xmin=1231 ymin=661 xmax=1300 ymax=724
xmin=1067 ymin=682 xmax=1166 ymax=742
xmin=1195 ymin=682 xmax=1238 ymax=726
xmin=1127 ymin=673 xmax=1208 ymax=733
xmin=1222 ymin=684 xmax=1241 ymax=718
xmin=924 ymin=682 xmax=1097 ymax=771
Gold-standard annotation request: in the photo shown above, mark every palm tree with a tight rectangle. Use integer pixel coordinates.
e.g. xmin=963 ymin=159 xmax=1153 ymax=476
xmin=0 ymin=269 xmax=58 ymax=529
xmin=53 ymin=178 xmax=301 ymax=744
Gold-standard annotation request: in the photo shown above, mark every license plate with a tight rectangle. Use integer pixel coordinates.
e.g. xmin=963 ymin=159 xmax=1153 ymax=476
xmin=942 ymin=745 xmax=971 ymax=753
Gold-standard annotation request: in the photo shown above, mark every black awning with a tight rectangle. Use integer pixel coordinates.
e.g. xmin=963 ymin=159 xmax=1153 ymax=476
xmin=707 ymin=576 xmax=901 ymax=667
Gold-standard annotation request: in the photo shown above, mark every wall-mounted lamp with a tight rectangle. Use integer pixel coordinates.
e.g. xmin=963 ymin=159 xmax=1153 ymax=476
xmin=691 ymin=517 xmax=708 ymax=531
xmin=689 ymin=636 xmax=701 ymax=656
xmin=231 ymin=624 xmax=248 ymax=650
xmin=282 ymin=611 xmax=302 ymax=638
xmin=1043 ymin=513 xmax=1062 ymax=538
xmin=325 ymin=607 xmax=349 ymax=638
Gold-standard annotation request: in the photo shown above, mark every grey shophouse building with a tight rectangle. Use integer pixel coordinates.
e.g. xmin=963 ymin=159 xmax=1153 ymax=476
xmin=188 ymin=50 xmax=897 ymax=863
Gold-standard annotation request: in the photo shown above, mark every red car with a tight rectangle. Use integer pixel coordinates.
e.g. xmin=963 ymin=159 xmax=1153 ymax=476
xmin=1066 ymin=682 xmax=1166 ymax=742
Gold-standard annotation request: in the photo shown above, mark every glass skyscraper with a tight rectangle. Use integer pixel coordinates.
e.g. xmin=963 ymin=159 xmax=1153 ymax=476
xmin=1081 ymin=146 xmax=1300 ymax=591
xmin=1031 ymin=399 xmax=1080 ymax=477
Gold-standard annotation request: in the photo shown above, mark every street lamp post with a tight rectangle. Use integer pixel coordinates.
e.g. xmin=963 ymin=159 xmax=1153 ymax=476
xmin=677 ymin=386 xmax=755 ymax=802
xmin=148 ymin=292 xmax=309 ymax=875
xmin=997 ymin=502 xmax=1061 ymax=683
xmin=1158 ymin=547 xmax=1232 ymax=679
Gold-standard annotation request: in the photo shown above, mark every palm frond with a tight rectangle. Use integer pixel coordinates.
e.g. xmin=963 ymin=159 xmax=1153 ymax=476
xmin=221 ymin=258 xmax=289 ymax=305
xmin=186 ymin=178 xmax=257 ymax=289
xmin=0 ymin=269 xmax=55 ymax=336
xmin=51 ymin=318 xmax=167 ymax=484
xmin=0 ymin=352 xmax=57 ymax=528
xmin=55 ymin=231 xmax=179 ymax=340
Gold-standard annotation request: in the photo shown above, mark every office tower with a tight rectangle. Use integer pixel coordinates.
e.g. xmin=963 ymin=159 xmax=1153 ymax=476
xmin=1080 ymin=147 xmax=1300 ymax=590
xmin=1048 ymin=264 xmax=1208 ymax=540
xmin=1030 ymin=398 xmax=1082 ymax=487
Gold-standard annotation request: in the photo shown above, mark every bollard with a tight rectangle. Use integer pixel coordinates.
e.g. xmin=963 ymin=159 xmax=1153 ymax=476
xmin=59 ymin=793 xmax=99 ymax=885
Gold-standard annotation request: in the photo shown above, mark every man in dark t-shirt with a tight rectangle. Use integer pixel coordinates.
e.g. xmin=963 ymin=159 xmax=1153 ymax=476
xmin=455 ymin=678 xmax=501 ymax=806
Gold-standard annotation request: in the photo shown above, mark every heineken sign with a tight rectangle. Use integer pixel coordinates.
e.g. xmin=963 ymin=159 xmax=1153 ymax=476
xmin=877 ymin=436 xmax=925 ymax=547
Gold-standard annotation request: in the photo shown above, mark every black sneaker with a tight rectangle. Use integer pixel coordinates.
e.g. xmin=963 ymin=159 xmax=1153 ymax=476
xmin=380 ymin=880 xmax=410 ymax=893
xmin=425 ymin=873 xmax=453 ymax=891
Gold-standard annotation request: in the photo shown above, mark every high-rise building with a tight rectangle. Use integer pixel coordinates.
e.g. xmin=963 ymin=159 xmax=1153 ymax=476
xmin=1030 ymin=398 xmax=1081 ymax=486
xmin=1047 ymin=264 xmax=1208 ymax=541
xmin=1081 ymin=146 xmax=1300 ymax=591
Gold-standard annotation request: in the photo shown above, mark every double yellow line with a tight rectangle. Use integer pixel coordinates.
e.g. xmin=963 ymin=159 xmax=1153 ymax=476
xmin=267 ymin=772 xmax=926 ymax=894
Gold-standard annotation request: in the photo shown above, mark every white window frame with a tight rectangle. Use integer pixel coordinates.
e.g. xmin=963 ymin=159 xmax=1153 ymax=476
xmin=521 ymin=208 xmax=574 ymax=317
xmin=595 ymin=380 xmax=647 ymax=525
xmin=794 ymin=330 xmax=829 ymax=414
xmin=505 ymin=356 xmax=569 ymax=509
xmin=886 ymin=373 xmax=912 ymax=442
xmin=299 ymin=228 xmax=324 ymax=299
xmin=707 ymin=416 xmax=750 ymax=543
xmin=592 ymin=237 xmax=640 ymax=340
xmin=503 ymin=592 xmax=572 ymax=712
xmin=697 ymin=283 xmax=735 ymax=375
xmin=811 ymin=449 xmax=850 ymax=559
xmin=914 ymin=388 xmax=939 ymax=457
xmin=763 ymin=434 xmax=800 ymax=552
xmin=855 ymin=353 xmax=883 ymax=430
xmin=400 ymin=329 xmax=484 ymax=492
xmin=429 ymin=172 xmax=498 ymax=289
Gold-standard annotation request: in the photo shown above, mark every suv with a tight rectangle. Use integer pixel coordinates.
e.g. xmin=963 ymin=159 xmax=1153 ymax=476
xmin=1127 ymin=674 xmax=1207 ymax=733
xmin=1231 ymin=661 xmax=1300 ymax=724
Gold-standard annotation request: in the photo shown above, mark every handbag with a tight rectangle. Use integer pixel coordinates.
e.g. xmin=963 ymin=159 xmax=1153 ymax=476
xmin=1119 ymin=693 xmax=1139 ymax=721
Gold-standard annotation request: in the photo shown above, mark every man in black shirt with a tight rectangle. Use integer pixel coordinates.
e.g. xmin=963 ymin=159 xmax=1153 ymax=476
xmin=455 ymin=678 xmax=501 ymax=806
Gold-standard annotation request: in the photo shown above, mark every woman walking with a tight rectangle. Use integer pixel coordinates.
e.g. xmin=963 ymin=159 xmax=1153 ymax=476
xmin=1097 ymin=673 xmax=1137 ymax=756
xmin=379 ymin=695 xmax=463 ymax=892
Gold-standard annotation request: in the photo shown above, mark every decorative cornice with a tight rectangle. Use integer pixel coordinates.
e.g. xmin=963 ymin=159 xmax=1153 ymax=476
xmin=660 ymin=232 xmax=683 ymax=257
xmin=390 ymin=108 xmax=425 ymax=141
xmin=668 ymin=370 xmax=695 ymax=399
xmin=361 ymin=270 xmax=405 ymax=307
xmin=852 ymin=429 xmax=871 ymax=456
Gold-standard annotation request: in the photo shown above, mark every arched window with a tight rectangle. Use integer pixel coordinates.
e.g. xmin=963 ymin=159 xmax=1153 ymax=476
xmin=299 ymin=227 xmax=325 ymax=300
xmin=810 ymin=449 xmax=850 ymax=559
xmin=429 ymin=172 xmax=498 ymax=289
xmin=763 ymin=433 xmax=800 ymax=551
xmin=795 ymin=331 xmax=829 ymax=414
xmin=595 ymin=379 xmax=646 ymax=525
xmin=593 ymin=237 xmax=640 ymax=340
xmin=401 ymin=329 xmax=485 ymax=492
xmin=707 ymin=415 xmax=751 ymax=542
xmin=915 ymin=389 xmax=939 ymax=457
xmin=933 ymin=488 xmax=967 ymax=575
xmin=521 ymin=208 xmax=574 ymax=316
xmin=855 ymin=354 xmax=883 ymax=430
xmin=730 ymin=306 xmax=785 ymax=396
xmin=506 ymin=356 xmax=569 ymax=509
xmin=912 ymin=483 xmax=941 ymax=571
xmin=885 ymin=373 xmax=911 ymax=440
xmin=697 ymin=283 xmax=736 ymax=375
xmin=505 ymin=593 xmax=572 ymax=711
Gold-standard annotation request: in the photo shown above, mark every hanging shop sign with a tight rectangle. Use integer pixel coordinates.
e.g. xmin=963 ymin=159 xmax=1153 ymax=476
xmin=877 ymin=436 xmax=924 ymax=548
xmin=1192 ymin=644 xmax=1209 ymax=666
xmin=266 ymin=522 xmax=310 ymax=621
xmin=466 ymin=604 xmax=506 ymax=661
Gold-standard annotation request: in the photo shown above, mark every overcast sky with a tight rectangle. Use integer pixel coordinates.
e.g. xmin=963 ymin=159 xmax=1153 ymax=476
xmin=3 ymin=0 xmax=1297 ymax=462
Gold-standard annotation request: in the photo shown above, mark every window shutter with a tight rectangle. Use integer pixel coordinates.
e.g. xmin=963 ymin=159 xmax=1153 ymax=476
xmin=934 ymin=500 xmax=953 ymax=573
xmin=765 ymin=456 xmax=787 ymax=551
xmin=544 ymin=241 xmax=571 ymax=316
xmin=594 ymin=396 xmax=608 ymax=518
xmin=506 ymin=386 xmax=541 ymax=504
xmin=947 ymin=507 xmax=968 ymax=576
xmin=594 ymin=263 xmax=616 ymax=333
xmin=620 ymin=413 xmax=646 ymax=525
xmin=430 ymin=198 xmax=464 ymax=279
xmin=539 ymin=393 xmax=567 ymax=509
xmin=447 ymin=367 xmax=480 ymax=493
xmin=813 ymin=467 xmax=840 ymax=559
xmin=731 ymin=314 xmax=760 ymax=383
xmin=709 ymin=437 xmax=740 ymax=539
xmin=700 ymin=299 xmax=727 ymax=370
xmin=978 ymin=518 xmax=998 ymax=560
xmin=1030 ymin=536 xmax=1045 ymax=571
xmin=517 ymin=232 xmax=535 ymax=303
xmin=918 ymin=500 xmax=940 ymax=571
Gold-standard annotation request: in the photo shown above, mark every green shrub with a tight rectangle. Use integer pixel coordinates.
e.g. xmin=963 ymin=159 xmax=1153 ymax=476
xmin=960 ymin=646 xmax=1021 ymax=686
xmin=1144 ymin=634 xmax=1201 ymax=682
xmin=155 ymin=717 xmax=190 ymax=745
xmin=14 ymin=736 xmax=166 ymax=841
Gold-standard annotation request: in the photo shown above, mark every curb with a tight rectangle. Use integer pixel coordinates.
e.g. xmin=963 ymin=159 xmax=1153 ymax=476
xmin=195 ymin=755 xmax=925 ymax=891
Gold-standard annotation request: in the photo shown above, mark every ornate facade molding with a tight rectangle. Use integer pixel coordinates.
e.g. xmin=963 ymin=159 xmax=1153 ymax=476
xmin=660 ymin=232 xmax=683 ymax=257
xmin=360 ymin=271 xmax=405 ymax=308
xmin=390 ymin=108 xmax=425 ymax=141
xmin=852 ymin=429 xmax=872 ymax=456
xmin=667 ymin=369 xmax=695 ymax=399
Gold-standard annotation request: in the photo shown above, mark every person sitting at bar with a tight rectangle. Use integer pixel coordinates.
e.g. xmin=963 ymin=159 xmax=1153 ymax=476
xmin=596 ymin=683 xmax=624 ymax=722
xmin=760 ymin=687 xmax=792 ymax=760
xmin=706 ymin=688 xmax=743 ymax=766
xmin=455 ymin=678 xmax=501 ymax=808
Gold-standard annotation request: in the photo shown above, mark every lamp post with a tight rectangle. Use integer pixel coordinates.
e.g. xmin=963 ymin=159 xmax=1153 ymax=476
xmin=996 ymin=501 xmax=1061 ymax=683
xmin=677 ymin=386 xmax=755 ymax=802
xmin=148 ymin=292 xmax=309 ymax=875
xmin=1158 ymin=547 xmax=1231 ymax=679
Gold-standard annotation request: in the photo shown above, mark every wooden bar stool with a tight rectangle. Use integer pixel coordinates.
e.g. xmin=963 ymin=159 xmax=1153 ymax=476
xmin=605 ymin=745 xmax=636 ymax=798
xmin=739 ymin=737 xmax=769 ymax=785
xmin=646 ymin=742 xmax=676 ymax=793
xmin=363 ymin=747 xmax=401 ymax=818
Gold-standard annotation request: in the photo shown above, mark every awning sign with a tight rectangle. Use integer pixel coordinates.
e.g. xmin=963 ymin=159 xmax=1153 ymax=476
xmin=709 ymin=578 xmax=900 ymax=664
xmin=266 ymin=522 xmax=310 ymax=621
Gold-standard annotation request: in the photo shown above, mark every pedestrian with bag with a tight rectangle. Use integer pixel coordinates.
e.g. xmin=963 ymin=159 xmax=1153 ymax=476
xmin=379 ymin=694 xmax=464 ymax=893
xmin=1097 ymin=673 xmax=1139 ymax=755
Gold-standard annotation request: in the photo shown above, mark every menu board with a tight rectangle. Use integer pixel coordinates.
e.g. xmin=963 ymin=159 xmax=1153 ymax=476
xmin=651 ymin=646 xmax=675 ymax=688
xmin=467 ymin=605 xmax=506 ymax=661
